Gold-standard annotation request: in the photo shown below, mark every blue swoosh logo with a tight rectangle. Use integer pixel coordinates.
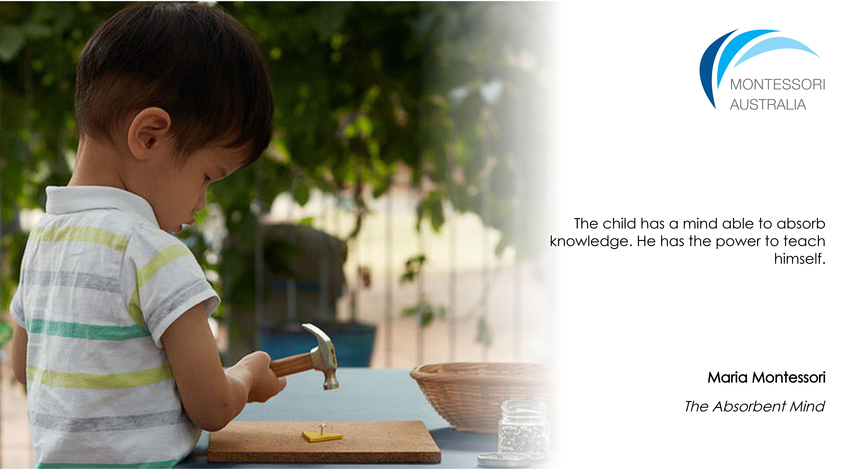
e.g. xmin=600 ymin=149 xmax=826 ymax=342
xmin=700 ymin=30 xmax=735 ymax=109
xmin=716 ymin=29 xmax=777 ymax=87
xmin=700 ymin=30 xmax=819 ymax=108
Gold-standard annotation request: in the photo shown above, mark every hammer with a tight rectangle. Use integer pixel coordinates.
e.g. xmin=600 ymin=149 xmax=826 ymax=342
xmin=269 ymin=323 xmax=339 ymax=390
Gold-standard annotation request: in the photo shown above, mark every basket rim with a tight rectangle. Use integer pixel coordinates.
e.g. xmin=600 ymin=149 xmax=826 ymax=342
xmin=409 ymin=362 xmax=555 ymax=385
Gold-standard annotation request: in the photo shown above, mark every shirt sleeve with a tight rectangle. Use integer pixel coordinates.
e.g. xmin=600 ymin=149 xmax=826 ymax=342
xmin=9 ymin=287 xmax=25 ymax=329
xmin=123 ymin=223 xmax=220 ymax=347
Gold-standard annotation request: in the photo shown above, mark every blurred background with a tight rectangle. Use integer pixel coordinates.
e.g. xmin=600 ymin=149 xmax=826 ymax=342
xmin=0 ymin=2 xmax=555 ymax=466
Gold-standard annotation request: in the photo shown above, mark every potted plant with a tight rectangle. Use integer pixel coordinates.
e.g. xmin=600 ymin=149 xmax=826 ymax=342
xmin=257 ymin=222 xmax=377 ymax=367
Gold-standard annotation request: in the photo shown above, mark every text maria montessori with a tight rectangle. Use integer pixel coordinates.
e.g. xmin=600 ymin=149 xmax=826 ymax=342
xmin=708 ymin=371 xmax=826 ymax=384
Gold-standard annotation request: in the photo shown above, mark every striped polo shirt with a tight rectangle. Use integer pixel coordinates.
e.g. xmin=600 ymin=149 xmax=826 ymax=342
xmin=9 ymin=185 xmax=220 ymax=468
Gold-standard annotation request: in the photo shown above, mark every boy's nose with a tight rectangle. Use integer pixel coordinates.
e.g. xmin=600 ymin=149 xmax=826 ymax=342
xmin=194 ymin=190 xmax=207 ymax=212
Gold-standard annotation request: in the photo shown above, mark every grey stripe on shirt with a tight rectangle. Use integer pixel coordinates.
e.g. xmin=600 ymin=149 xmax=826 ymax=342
xmin=12 ymin=296 xmax=23 ymax=317
xmin=29 ymin=409 xmax=190 ymax=432
xmin=22 ymin=270 xmax=121 ymax=294
xmin=147 ymin=278 xmax=214 ymax=334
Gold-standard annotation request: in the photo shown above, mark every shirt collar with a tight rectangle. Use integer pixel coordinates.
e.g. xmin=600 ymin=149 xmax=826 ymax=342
xmin=46 ymin=186 xmax=159 ymax=226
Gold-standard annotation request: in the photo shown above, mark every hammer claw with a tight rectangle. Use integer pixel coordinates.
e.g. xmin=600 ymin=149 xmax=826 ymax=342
xmin=267 ymin=323 xmax=339 ymax=390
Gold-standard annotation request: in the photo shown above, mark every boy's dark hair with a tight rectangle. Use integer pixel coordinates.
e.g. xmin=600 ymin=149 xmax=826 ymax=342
xmin=75 ymin=2 xmax=273 ymax=166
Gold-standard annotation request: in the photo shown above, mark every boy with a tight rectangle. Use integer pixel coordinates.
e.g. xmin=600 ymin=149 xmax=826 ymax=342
xmin=9 ymin=3 xmax=285 ymax=467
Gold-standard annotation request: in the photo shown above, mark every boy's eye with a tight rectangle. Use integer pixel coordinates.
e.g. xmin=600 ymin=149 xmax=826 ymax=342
xmin=204 ymin=175 xmax=211 ymax=183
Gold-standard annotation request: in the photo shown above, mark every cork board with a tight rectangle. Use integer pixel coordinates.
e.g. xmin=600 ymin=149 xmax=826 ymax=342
xmin=208 ymin=421 xmax=441 ymax=463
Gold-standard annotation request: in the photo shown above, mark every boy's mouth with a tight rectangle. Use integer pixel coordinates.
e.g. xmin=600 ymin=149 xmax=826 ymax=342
xmin=174 ymin=217 xmax=195 ymax=234
xmin=178 ymin=218 xmax=195 ymax=232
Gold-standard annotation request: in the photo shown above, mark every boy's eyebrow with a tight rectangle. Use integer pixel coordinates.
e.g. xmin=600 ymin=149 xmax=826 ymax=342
xmin=217 ymin=166 xmax=229 ymax=179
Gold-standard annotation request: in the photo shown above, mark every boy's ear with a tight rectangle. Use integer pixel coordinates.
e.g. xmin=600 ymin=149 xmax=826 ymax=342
xmin=127 ymin=107 xmax=172 ymax=161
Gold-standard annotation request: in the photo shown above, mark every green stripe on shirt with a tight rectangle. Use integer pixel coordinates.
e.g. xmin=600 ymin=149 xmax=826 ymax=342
xmin=32 ymin=226 xmax=129 ymax=252
xmin=138 ymin=244 xmax=192 ymax=287
xmin=36 ymin=459 xmax=180 ymax=469
xmin=127 ymin=243 xmax=193 ymax=329
xmin=128 ymin=285 xmax=145 ymax=329
xmin=26 ymin=365 xmax=173 ymax=389
xmin=26 ymin=318 xmax=150 ymax=341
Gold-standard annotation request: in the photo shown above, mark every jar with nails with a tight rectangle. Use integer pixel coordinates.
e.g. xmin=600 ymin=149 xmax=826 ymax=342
xmin=497 ymin=400 xmax=550 ymax=459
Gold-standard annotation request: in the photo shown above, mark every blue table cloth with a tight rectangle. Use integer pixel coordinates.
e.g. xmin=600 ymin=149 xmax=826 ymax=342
xmin=178 ymin=368 xmax=553 ymax=468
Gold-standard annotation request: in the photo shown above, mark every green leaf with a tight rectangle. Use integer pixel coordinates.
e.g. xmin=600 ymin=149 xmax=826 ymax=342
xmin=0 ymin=321 xmax=13 ymax=348
xmin=343 ymin=122 xmax=357 ymax=139
xmin=21 ymin=21 xmax=52 ymax=39
xmin=313 ymin=2 xmax=347 ymax=41
xmin=330 ymin=32 xmax=346 ymax=50
xmin=0 ymin=26 xmax=25 ymax=62
xmin=355 ymin=115 xmax=373 ymax=137
xmin=294 ymin=180 xmax=310 ymax=206
xmin=399 ymin=253 xmax=427 ymax=284
xmin=401 ymin=300 xmax=445 ymax=328
xmin=429 ymin=198 xmax=444 ymax=232
xmin=476 ymin=316 xmax=492 ymax=347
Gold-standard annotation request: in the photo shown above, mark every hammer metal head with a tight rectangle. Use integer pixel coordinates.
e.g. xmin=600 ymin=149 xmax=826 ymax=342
xmin=303 ymin=323 xmax=339 ymax=390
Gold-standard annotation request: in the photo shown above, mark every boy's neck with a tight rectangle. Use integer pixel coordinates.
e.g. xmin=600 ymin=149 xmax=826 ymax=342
xmin=68 ymin=136 xmax=129 ymax=190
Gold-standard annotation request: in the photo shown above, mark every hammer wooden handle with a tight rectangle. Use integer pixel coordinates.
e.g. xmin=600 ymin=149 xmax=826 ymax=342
xmin=270 ymin=353 xmax=313 ymax=377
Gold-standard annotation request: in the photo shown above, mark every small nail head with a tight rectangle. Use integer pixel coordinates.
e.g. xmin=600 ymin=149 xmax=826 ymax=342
xmin=319 ymin=423 xmax=326 ymax=435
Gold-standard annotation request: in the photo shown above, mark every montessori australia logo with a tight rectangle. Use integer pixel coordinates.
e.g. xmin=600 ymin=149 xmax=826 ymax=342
xmin=699 ymin=29 xmax=822 ymax=110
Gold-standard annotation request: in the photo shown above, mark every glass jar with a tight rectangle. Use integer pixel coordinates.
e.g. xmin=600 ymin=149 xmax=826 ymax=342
xmin=498 ymin=400 xmax=550 ymax=459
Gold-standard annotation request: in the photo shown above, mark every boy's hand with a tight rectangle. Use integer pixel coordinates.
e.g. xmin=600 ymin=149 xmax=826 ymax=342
xmin=229 ymin=351 xmax=287 ymax=403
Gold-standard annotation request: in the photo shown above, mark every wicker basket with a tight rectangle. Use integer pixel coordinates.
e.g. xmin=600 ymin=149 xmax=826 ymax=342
xmin=410 ymin=362 xmax=556 ymax=433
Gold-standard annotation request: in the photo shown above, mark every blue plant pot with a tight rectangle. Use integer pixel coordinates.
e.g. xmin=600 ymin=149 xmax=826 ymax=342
xmin=260 ymin=322 xmax=377 ymax=367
